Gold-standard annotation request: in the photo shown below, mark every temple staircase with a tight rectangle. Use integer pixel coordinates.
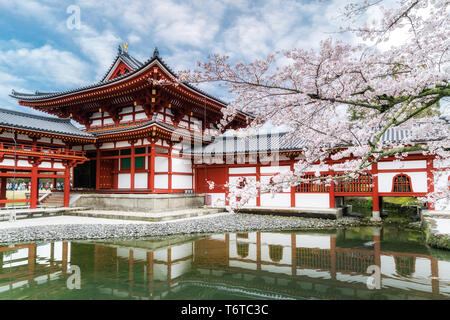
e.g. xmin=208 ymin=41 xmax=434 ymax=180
xmin=40 ymin=192 xmax=64 ymax=207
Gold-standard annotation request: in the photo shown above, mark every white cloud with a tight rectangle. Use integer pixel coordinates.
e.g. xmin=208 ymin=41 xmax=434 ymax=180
xmin=0 ymin=44 xmax=90 ymax=87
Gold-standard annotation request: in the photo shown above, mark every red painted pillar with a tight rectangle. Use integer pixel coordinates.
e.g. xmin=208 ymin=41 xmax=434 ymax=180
xmin=63 ymin=165 xmax=71 ymax=207
xmin=149 ymin=141 xmax=155 ymax=192
xmin=290 ymin=162 xmax=295 ymax=207
xmin=371 ymin=162 xmax=381 ymax=221
xmin=0 ymin=174 xmax=7 ymax=208
xmin=431 ymin=258 xmax=439 ymax=296
xmin=330 ymin=236 xmax=336 ymax=280
xmin=256 ymin=165 xmax=261 ymax=207
xmin=427 ymin=159 xmax=435 ymax=210
xmin=291 ymin=233 xmax=296 ymax=276
xmin=256 ymin=232 xmax=261 ymax=271
xmin=329 ymin=169 xmax=335 ymax=208
xmin=30 ymin=164 xmax=38 ymax=209
xmin=130 ymin=142 xmax=135 ymax=190
xmin=168 ymin=145 xmax=172 ymax=192
xmin=96 ymin=147 xmax=101 ymax=190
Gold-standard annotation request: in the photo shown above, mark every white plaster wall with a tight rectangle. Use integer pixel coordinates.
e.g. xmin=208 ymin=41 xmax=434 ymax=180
xmin=229 ymin=167 xmax=257 ymax=174
xmin=171 ymin=243 xmax=192 ymax=261
xmin=17 ymin=134 xmax=32 ymax=141
xmin=134 ymin=173 xmax=148 ymax=189
xmin=83 ymin=144 xmax=96 ymax=150
xmin=54 ymin=163 xmax=64 ymax=169
xmin=155 ymin=174 xmax=168 ymax=189
xmin=118 ymin=173 xmax=131 ymax=189
xmin=91 ymin=119 xmax=101 ymax=126
xmin=135 ymin=105 xmax=143 ymax=111
xmin=104 ymin=118 xmax=114 ymax=125
xmin=120 ymin=107 xmax=133 ymax=114
xmin=380 ymin=256 xmax=396 ymax=277
xmin=72 ymin=145 xmax=82 ymax=151
xmin=378 ymin=172 xmax=427 ymax=193
xmin=116 ymin=141 xmax=131 ymax=148
xmin=17 ymin=160 xmax=32 ymax=167
xmin=120 ymin=115 xmax=133 ymax=122
xmin=309 ymin=164 xmax=329 ymax=172
xmin=133 ymin=248 xmax=147 ymax=261
xmin=154 ymin=248 xmax=168 ymax=262
xmin=260 ymin=165 xmax=290 ymax=174
xmin=378 ymin=160 xmax=426 ymax=170
xmin=0 ymin=132 xmax=13 ymax=139
xmin=91 ymin=112 xmax=102 ymax=118
xmin=172 ymin=174 xmax=192 ymax=189
xmin=153 ymin=263 xmax=168 ymax=282
xmin=100 ymin=142 xmax=114 ymax=149
xmin=155 ymin=157 xmax=168 ymax=172
xmin=171 ymin=260 xmax=192 ymax=279
xmin=261 ymin=265 xmax=292 ymax=276
xmin=38 ymin=161 xmax=51 ymax=168
xmin=260 ymin=193 xmax=290 ymax=207
xmin=260 ymin=232 xmax=291 ymax=246
xmin=295 ymin=234 xmax=331 ymax=249
xmin=295 ymin=193 xmax=329 ymax=208
xmin=0 ymin=159 xmax=14 ymax=166
xmin=38 ymin=137 xmax=51 ymax=143
xmin=261 ymin=245 xmax=291 ymax=264
xmin=229 ymin=242 xmax=257 ymax=260
xmin=135 ymin=112 xmax=147 ymax=120
xmin=172 ymin=158 xmax=192 ymax=173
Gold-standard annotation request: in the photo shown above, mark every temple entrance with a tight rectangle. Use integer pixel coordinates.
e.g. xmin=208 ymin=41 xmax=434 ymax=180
xmin=99 ymin=159 xmax=114 ymax=189
xmin=73 ymin=156 xmax=96 ymax=189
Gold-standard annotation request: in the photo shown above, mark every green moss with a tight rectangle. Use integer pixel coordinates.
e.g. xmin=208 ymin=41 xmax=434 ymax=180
xmin=427 ymin=233 xmax=450 ymax=251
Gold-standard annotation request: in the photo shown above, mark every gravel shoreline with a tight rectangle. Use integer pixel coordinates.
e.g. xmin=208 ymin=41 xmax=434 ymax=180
xmin=0 ymin=213 xmax=362 ymax=244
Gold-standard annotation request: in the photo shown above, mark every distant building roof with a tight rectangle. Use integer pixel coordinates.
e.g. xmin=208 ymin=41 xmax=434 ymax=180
xmin=186 ymin=126 xmax=443 ymax=155
xmin=0 ymin=107 xmax=95 ymax=139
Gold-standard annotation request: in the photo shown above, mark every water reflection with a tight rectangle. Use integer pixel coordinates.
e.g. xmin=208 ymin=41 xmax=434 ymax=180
xmin=0 ymin=227 xmax=449 ymax=300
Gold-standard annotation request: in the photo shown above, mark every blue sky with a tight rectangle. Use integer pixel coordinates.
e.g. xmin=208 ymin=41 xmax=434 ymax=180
xmin=0 ymin=0 xmax=447 ymax=117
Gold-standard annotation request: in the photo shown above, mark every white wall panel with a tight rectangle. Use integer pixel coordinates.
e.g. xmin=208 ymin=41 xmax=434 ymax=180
xmin=172 ymin=158 xmax=192 ymax=173
xmin=229 ymin=167 xmax=256 ymax=174
xmin=155 ymin=157 xmax=168 ymax=172
xmin=172 ymin=175 xmax=192 ymax=189
xmin=295 ymin=193 xmax=329 ymax=208
xmin=118 ymin=174 xmax=131 ymax=189
xmin=155 ymin=174 xmax=168 ymax=189
xmin=260 ymin=193 xmax=290 ymax=207
xmin=378 ymin=160 xmax=426 ymax=170
xmin=134 ymin=173 xmax=148 ymax=189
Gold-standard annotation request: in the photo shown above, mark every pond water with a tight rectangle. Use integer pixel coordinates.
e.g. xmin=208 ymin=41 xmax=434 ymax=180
xmin=0 ymin=226 xmax=449 ymax=300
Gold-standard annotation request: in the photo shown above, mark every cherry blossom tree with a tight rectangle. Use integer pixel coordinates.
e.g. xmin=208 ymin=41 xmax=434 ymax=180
xmin=183 ymin=0 xmax=450 ymax=210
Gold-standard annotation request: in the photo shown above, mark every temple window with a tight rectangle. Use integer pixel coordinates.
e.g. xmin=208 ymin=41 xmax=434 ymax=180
xmin=392 ymin=174 xmax=413 ymax=192
xmin=269 ymin=245 xmax=283 ymax=262
xmin=236 ymin=242 xmax=249 ymax=258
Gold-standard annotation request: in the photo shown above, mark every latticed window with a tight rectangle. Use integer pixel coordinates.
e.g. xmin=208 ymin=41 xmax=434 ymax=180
xmin=394 ymin=256 xmax=415 ymax=277
xmin=268 ymin=245 xmax=283 ymax=262
xmin=392 ymin=174 xmax=413 ymax=192
xmin=295 ymin=174 xmax=329 ymax=193
xmin=236 ymin=242 xmax=249 ymax=258
xmin=334 ymin=173 xmax=373 ymax=193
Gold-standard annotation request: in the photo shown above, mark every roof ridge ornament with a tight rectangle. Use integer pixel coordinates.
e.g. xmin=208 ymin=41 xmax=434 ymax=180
xmin=118 ymin=45 xmax=123 ymax=55
xmin=153 ymin=47 xmax=159 ymax=58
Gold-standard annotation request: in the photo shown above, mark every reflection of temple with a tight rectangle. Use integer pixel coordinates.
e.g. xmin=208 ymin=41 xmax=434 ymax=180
xmin=0 ymin=231 xmax=449 ymax=300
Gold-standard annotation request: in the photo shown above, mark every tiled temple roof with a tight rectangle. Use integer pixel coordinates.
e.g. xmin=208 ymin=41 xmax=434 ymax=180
xmin=9 ymin=47 xmax=230 ymax=108
xmin=0 ymin=107 xmax=95 ymax=139
xmin=186 ymin=126 xmax=445 ymax=155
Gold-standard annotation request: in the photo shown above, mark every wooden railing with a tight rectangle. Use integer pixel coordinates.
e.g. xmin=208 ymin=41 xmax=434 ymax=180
xmin=0 ymin=142 xmax=85 ymax=158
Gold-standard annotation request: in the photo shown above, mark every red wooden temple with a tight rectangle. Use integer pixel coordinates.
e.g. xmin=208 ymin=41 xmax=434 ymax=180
xmin=7 ymin=46 xmax=450 ymax=216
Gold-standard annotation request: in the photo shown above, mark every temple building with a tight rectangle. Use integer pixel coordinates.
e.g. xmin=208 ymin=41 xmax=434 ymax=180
xmin=6 ymin=46 xmax=450 ymax=217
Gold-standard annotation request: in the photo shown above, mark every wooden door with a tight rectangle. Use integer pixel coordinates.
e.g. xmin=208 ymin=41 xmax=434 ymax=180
xmin=99 ymin=159 xmax=114 ymax=189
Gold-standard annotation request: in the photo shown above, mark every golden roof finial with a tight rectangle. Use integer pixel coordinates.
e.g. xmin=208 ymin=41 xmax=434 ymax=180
xmin=122 ymin=42 xmax=129 ymax=52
